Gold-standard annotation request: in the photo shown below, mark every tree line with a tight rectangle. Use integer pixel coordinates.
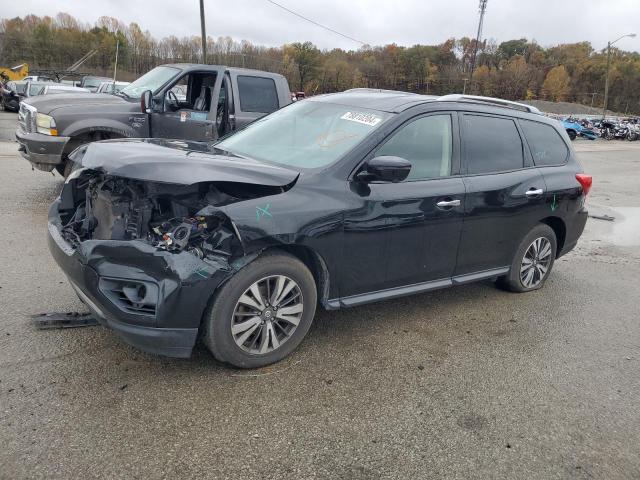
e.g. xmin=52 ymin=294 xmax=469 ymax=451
xmin=1 ymin=13 xmax=639 ymax=113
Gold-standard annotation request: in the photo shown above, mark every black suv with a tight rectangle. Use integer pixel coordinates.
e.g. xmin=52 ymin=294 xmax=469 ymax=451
xmin=48 ymin=91 xmax=590 ymax=368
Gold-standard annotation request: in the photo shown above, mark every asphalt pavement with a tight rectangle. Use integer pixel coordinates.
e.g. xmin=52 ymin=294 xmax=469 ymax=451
xmin=1 ymin=110 xmax=639 ymax=479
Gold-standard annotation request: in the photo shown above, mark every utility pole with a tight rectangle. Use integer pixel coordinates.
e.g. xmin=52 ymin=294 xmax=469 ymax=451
xmin=462 ymin=78 xmax=468 ymax=94
xmin=113 ymin=34 xmax=120 ymax=84
xmin=602 ymin=41 xmax=612 ymax=119
xmin=602 ymin=33 xmax=636 ymax=119
xmin=469 ymin=0 xmax=488 ymax=81
xmin=200 ymin=0 xmax=207 ymax=64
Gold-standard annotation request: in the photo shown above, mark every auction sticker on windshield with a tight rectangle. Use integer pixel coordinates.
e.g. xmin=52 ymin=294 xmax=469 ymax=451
xmin=340 ymin=111 xmax=383 ymax=126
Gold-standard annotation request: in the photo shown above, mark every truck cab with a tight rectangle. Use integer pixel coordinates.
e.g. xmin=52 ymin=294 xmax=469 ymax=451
xmin=15 ymin=64 xmax=291 ymax=176
xmin=143 ymin=65 xmax=290 ymax=141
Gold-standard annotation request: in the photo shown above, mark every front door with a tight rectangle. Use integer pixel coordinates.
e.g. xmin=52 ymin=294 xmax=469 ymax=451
xmin=340 ymin=112 xmax=464 ymax=298
xmin=150 ymin=72 xmax=221 ymax=142
xmin=455 ymin=112 xmax=548 ymax=275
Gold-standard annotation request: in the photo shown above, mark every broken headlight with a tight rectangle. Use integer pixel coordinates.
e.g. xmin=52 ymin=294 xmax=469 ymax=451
xmin=65 ymin=167 xmax=87 ymax=184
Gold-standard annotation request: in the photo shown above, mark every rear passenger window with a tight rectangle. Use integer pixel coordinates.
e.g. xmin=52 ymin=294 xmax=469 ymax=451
xmin=520 ymin=119 xmax=569 ymax=166
xmin=463 ymin=115 xmax=524 ymax=174
xmin=237 ymin=76 xmax=279 ymax=113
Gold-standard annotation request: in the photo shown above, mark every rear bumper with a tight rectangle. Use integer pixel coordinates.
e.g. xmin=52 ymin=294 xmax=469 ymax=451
xmin=558 ymin=207 xmax=588 ymax=257
xmin=47 ymin=199 xmax=233 ymax=358
xmin=15 ymin=129 xmax=70 ymax=171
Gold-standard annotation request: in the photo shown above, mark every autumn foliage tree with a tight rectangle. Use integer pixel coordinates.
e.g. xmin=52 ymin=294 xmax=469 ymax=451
xmin=1 ymin=12 xmax=639 ymax=113
xmin=543 ymin=65 xmax=571 ymax=101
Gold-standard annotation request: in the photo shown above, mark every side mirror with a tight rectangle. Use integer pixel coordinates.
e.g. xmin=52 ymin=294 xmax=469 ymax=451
xmin=356 ymin=156 xmax=411 ymax=183
xmin=141 ymin=90 xmax=152 ymax=114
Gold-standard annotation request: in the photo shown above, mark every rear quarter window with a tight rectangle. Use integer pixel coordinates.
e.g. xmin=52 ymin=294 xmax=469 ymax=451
xmin=237 ymin=76 xmax=279 ymax=113
xmin=520 ymin=119 xmax=569 ymax=166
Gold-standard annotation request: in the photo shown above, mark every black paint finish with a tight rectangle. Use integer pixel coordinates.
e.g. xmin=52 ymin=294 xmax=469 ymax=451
xmin=48 ymin=92 xmax=589 ymax=357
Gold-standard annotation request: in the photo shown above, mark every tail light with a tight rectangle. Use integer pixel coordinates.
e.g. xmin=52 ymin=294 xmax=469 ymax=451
xmin=575 ymin=174 xmax=592 ymax=196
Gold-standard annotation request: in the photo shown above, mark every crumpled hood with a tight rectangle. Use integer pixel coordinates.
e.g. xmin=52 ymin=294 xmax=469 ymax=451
xmin=69 ymin=138 xmax=300 ymax=186
xmin=23 ymin=93 xmax=128 ymax=115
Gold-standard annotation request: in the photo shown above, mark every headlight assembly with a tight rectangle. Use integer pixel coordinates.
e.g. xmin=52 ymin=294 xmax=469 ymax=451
xmin=36 ymin=113 xmax=58 ymax=136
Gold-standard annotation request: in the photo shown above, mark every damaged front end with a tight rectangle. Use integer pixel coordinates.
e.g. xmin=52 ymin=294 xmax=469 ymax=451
xmin=58 ymin=168 xmax=260 ymax=257
xmin=48 ymin=161 xmax=290 ymax=358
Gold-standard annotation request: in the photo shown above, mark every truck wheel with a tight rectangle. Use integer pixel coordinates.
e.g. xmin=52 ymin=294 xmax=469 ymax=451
xmin=202 ymin=251 xmax=317 ymax=368
xmin=55 ymin=131 xmax=117 ymax=178
xmin=497 ymin=224 xmax=557 ymax=293
xmin=566 ymin=129 xmax=577 ymax=141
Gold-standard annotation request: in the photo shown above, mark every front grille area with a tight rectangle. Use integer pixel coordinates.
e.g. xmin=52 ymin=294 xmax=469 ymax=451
xmin=18 ymin=103 xmax=36 ymax=133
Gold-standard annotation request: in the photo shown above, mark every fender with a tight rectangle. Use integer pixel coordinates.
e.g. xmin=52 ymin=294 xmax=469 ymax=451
xmin=63 ymin=117 xmax=148 ymax=139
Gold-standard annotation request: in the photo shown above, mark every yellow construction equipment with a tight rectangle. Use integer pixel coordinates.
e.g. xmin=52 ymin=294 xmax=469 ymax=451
xmin=0 ymin=63 xmax=29 ymax=81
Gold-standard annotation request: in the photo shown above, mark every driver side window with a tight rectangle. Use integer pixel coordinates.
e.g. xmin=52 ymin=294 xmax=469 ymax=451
xmin=376 ymin=115 xmax=453 ymax=181
xmin=165 ymin=73 xmax=217 ymax=113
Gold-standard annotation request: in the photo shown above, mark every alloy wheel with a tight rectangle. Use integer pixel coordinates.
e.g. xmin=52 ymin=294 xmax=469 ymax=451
xmin=520 ymin=237 xmax=552 ymax=288
xmin=231 ymin=275 xmax=304 ymax=355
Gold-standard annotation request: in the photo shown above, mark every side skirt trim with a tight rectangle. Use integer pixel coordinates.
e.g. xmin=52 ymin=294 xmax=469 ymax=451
xmin=326 ymin=266 xmax=510 ymax=309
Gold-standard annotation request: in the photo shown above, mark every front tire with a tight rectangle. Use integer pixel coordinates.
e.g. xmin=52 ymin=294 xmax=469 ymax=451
xmin=566 ymin=129 xmax=577 ymax=141
xmin=497 ymin=224 xmax=557 ymax=293
xmin=202 ymin=251 xmax=317 ymax=368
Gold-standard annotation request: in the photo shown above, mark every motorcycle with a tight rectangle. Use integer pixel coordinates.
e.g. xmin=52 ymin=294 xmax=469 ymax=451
xmin=625 ymin=123 xmax=639 ymax=141
xmin=599 ymin=120 xmax=617 ymax=140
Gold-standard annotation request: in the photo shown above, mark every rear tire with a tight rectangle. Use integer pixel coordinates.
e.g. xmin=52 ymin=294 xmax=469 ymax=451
xmin=497 ymin=224 xmax=557 ymax=293
xmin=202 ymin=251 xmax=317 ymax=368
xmin=567 ymin=129 xmax=577 ymax=141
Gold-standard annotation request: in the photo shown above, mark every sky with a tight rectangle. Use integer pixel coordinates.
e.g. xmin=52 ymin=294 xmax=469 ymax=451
xmin=3 ymin=0 xmax=639 ymax=52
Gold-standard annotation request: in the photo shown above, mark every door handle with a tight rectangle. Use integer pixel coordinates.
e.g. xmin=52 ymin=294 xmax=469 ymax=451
xmin=525 ymin=188 xmax=544 ymax=197
xmin=436 ymin=199 xmax=461 ymax=208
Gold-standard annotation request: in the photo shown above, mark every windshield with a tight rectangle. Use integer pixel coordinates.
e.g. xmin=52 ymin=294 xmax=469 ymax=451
xmin=120 ymin=66 xmax=180 ymax=98
xmin=216 ymin=100 xmax=393 ymax=169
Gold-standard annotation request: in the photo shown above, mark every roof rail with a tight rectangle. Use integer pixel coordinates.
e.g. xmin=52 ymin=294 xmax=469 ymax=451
xmin=437 ymin=94 xmax=541 ymax=114
xmin=344 ymin=88 xmax=420 ymax=96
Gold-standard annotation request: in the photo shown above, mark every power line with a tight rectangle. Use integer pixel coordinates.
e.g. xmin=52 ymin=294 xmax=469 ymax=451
xmin=263 ymin=0 xmax=367 ymax=46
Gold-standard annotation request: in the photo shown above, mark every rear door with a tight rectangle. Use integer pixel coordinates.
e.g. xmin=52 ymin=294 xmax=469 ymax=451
xmin=456 ymin=113 xmax=547 ymax=275
xmin=229 ymin=74 xmax=282 ymax=129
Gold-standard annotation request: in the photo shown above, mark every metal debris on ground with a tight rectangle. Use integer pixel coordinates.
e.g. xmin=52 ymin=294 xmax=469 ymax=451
xmin=588 ymin=214 xmax=615 ymax=222
xmin=31 ymin=312 xmax=99 ymax=329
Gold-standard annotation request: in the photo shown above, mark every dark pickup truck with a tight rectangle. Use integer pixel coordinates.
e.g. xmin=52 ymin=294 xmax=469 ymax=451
xmin=16 ymin=64 xmax=291 ymax=176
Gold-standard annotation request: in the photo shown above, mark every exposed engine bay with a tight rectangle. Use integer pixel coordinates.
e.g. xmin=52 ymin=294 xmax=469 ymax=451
xmin=58 ymin=170 xmax=282 ymax=258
